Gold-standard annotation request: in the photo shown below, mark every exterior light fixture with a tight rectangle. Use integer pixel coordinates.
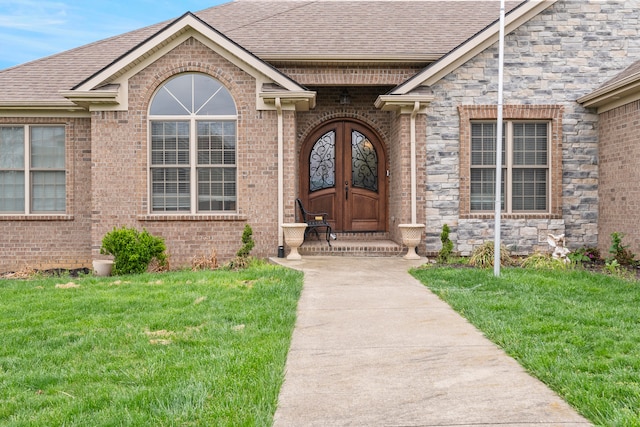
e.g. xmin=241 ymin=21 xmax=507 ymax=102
xmin=339 ymin=88 xmax=351 ymax=105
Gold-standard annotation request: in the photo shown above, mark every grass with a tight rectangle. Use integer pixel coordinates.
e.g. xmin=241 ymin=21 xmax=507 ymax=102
xmin=411 ymin=266 xmax=640 ymax=426
xmin=0 ymin=261 xmax=303 ymax=426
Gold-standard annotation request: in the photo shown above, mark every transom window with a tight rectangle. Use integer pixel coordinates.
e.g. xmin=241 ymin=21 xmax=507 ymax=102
xmin=149 ymin=73 xmax=237 ymax=213
xmin=470 ymin=121 xmax=549 ymax=213
xmin=0 ymin=125 xmax=66 ymax=214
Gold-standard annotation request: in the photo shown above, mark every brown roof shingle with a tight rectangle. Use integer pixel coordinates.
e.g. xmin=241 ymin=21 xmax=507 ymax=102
xmin=0 ymin=0 xmax=523 ymax=105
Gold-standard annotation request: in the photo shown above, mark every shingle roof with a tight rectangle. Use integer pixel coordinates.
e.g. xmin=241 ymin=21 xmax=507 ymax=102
xmin=599 ymin=58 xmax=640 ymax=89
xmin=577 ymin=58 xmax=640 ymax=110
xmin=0 ymin=0 xmax=524 ymax=105
xmin=199 ymin=0 xmax=524 ymax=60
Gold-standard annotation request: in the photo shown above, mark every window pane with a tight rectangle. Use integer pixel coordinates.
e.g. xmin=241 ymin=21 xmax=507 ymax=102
xmin=197 ymin=167 xmax=236 ymax=211
xmin=150 ymin=121 xmax=190 ymax=165
xmin=0 ymin=171 xmax=25 ymax=212
xmin=0 ymin=127 xmax=25 ymax=168
xmin=194 ymin=74 xmax=237 ymax=115
xmin=513 ymin=123 xmax=547 ymax=166
xmin=151 ymin=167 xmax=190 ymax=211
xmin=197 ymin=121 xmax=235 ymax=166
xmin=470 ymin=168 xmax=505 ymax=211
xmin=31 ymin=126 xmax=65 ymax=169
xmin=471 ymin=123 xmax=505 ymax=166
xmin=512 ymin=168 xmax=547 ymax=211
xmin=310 ymin=130 xmax=336 ymax=191
xmin=32 ymin=171 xmax=65 ymax=212
xmin=150 ymin=74 xmax=237 ymax=116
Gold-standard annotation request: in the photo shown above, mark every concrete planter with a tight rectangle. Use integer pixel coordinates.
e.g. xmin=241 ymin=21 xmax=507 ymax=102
xmin=92 ymin=260 xmax=114 ymax=277
xmin=281 ymin=223 xmax=308 ymax=260
xmin=398 ymin=224 xmax=425 ymax=260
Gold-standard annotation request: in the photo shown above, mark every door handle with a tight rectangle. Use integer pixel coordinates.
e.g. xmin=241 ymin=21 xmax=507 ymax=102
xmin=345 ymin=181 xmax=349 ymax=200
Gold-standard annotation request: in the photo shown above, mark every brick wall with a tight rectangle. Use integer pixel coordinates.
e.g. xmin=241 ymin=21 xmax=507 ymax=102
xmin=0 ymin=117 xmax=92 ymax=273
xmin=598 ymin=100 xmax=640 ymax=255
xmin=90 ymin=37 xmax=284 ymax=268
xmin=276 ymin=64 xmax=422 ymax=86
xmin=424 ymin=0 xmax=640 ymax=255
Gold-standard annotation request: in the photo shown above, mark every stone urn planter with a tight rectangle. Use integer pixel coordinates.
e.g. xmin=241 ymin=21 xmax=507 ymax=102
xmin=398 ymin=224 xmax=425 ymax=260
xmin=92 ymin=259 xmax=114 ymax=277
xmin=281 ymin=223 xmax=308 ymax=260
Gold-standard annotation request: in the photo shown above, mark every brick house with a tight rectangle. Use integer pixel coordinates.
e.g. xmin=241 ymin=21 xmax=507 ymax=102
xmin=579 ymin=58 xmax=640 ymax=253
xmin=1 ymin=0 xmax=639 ymax=272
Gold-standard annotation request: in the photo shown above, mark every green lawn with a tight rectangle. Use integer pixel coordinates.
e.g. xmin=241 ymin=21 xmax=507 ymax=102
xmin=0 ymin=261 xmax=303 ymax=426
xmin=411 ymin=266 xmax=640 ymax=426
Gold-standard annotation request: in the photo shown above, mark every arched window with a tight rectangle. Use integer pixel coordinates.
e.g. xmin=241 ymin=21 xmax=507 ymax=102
xmin=149 ymin=73 xmax=237 ymax=213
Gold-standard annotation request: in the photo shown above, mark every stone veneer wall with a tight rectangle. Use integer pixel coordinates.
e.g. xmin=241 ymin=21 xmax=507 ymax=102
xmin=424 ymin=0 xmax=640 ymax=255
xmin=597 ymin=100 xmax=640 ymax=255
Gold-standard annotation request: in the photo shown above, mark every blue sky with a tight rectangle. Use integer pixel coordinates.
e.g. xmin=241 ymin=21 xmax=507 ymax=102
xmin=0 ymin=0 xmax=228 ymax=70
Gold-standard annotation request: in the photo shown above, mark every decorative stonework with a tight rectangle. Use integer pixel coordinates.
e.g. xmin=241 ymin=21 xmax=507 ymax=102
xmin=424 ymin=0 xmax=640 ymax=255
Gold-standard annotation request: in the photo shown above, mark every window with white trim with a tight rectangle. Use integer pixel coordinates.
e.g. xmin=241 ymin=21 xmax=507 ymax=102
xmin=470 ymin=121 xmax=549 ymax=213
xmin=0 ymin=125 xmax=66 ymax=214
xmin=148 ymin=73 xmax=237 ymax=213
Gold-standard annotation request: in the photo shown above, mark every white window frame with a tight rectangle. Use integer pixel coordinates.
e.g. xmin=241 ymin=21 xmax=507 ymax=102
xmin=0 ymin=125 xmax=66 ymax=215
xmin=147 ymin=73 xmax=238 ymax=215
xmin=470 ymin=120 xmax=551 ymax=214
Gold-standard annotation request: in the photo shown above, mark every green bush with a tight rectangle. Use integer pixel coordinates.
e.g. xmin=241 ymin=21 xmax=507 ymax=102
xmin=437 ymin=224 xmax=454 ymax=264
xmin=100 ymin=226 xmax=167 ymax=275
xmin=225 ymin=224 xmax=255 ymax=270
xmin=236 ymin=224 xmax=255 ymax=258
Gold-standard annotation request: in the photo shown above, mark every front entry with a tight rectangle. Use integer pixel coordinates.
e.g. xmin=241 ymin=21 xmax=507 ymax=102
xmin=300 ymin=119 xmax=387 ymax=232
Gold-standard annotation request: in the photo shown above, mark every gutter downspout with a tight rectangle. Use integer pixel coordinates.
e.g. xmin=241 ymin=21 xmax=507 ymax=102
xmin=276 ymin=97 xmax=284 ymax=251
xmin=410 ymin=101 xmax=420 ymax=224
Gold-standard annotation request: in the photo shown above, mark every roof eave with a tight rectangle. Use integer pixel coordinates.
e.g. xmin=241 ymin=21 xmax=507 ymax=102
xmin=578 ymin=72 xmax=640 ymax=112
xmin=374 ymin=94 xmax=434 ymax=112
xmin=259 ymin=90 xmax=317 ymax=111
xmin=264 ymin=53 xmax=442 ymax=65
xmin=60 ymin=89 xmax=120 ymax=110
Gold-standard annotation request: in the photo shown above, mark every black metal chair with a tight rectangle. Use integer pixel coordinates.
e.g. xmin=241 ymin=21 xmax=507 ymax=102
xmin=296 ymin=198 xmax=334 ymax=247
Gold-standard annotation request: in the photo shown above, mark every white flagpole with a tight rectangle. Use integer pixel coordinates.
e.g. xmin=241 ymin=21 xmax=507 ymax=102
xmin=494 ymin=0 xmax=506 ymax=277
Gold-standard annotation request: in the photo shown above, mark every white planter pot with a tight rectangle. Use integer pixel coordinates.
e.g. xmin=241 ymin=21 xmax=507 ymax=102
xmin=398 ymin=224 xmax=425 ymax=260
xmin=281 ymin=223 xmax=308 ymax=260
xmin=93 ymin=260 xmax=114 ymax=277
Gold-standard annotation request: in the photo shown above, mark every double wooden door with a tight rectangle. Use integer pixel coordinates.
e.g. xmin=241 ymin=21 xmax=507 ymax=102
xmin=300 ymin=120 xmax=386 ymax=232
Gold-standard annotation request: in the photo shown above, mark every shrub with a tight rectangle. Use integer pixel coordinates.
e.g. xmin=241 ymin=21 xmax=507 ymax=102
xmin=100 ymin=227 xmax=167 ymax=275
xmin=469 ymin=241 xmax=512 ymax=269
xmin=437 ymin=224 xmax=454 ymax=264
xmin=568 ymin=246 xmax=601 ymax=265
xmin=608 ymin=232 xmax=636 ymax=266
xmin=236 ymin=224 xmax=255 ymax=258
xmin=225 ymin=224 xmax=255 ymax=270
xmin=521 ymin=252 xmax=569 ymax=270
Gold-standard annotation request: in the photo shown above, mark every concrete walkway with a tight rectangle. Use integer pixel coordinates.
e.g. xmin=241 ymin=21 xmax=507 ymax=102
xmin=271 ymin=256 xmax=591 ymax=427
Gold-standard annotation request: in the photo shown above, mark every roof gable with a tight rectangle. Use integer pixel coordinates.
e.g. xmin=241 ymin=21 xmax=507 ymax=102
xmin=62 ymin=12 xmax=313 ymax=111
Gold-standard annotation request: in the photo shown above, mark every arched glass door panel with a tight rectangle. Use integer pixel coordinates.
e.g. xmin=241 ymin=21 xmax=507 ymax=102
xmin=309 ymin=130 xmax=336 ymax=192
xmin=351 ymin=130 xmax=378 ymax=192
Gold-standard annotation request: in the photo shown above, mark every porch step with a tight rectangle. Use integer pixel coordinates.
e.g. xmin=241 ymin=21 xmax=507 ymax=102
xmin=298 ymin=233 xmax=405 ymax=257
